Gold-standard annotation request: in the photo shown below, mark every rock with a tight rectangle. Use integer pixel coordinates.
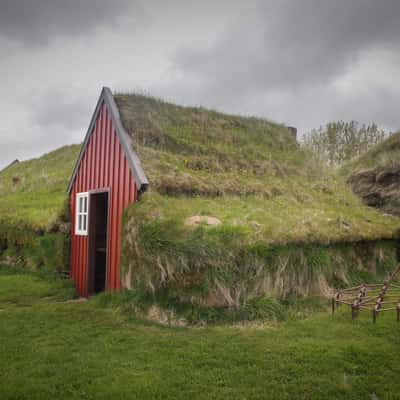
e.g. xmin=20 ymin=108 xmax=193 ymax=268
xmin=185 ymin=215 xmax=221 ymax=226
xmin=65 ymin=297 xmax=88 ymax=303
xmin=1 ymin=256 xmax=18 ymax=267
xmin=341 ymin=220 xmax=351 ymax=229
xmin=146 ymin=305 xmax=188 ymax=327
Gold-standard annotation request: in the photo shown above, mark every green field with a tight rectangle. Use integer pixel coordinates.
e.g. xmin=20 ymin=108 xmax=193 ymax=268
xmin=1 ymin=270 xmax=400 ymax=400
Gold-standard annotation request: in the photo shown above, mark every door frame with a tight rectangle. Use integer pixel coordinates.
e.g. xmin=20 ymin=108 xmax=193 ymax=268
xmin=86 ymin=188 xmax=111 ymax=296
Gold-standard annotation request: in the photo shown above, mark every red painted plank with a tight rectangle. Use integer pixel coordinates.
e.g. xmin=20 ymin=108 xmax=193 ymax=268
xmin=100 ymin=106 xmax=106 ymax=188
xmin=108 ymin=128 xmax=116 ymax=288
xmin=112 ymin=138 xmax=121 ymax=289
xmin=98 ymin=115 xmax=102 ymax=187
xmin=115 ymin=141 xmax=124 ymax=289
xmin=88 ymin=130 xmax=94 ymax=191
xmin=95 ymin=118 xmax=100 ymax=188
xmin=104 ymin=109 xmax=110 ymax=186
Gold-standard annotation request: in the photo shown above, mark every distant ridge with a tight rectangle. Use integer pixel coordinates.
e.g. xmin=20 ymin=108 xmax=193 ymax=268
xmin=0 ymin=159 xmax=19 ymax=173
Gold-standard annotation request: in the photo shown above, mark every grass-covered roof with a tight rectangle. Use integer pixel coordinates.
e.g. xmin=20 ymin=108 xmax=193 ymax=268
xmin=115 ymin=94 xmax=400 ymax=244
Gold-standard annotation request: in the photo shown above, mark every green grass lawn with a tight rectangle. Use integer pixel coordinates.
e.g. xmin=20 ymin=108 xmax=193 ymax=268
xmin=1 ymin=271 xmax=400 ymax=399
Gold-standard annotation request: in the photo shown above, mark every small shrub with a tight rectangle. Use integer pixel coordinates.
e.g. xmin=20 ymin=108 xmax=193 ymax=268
xmin=242 ymin=296 xmax=285 ymax=321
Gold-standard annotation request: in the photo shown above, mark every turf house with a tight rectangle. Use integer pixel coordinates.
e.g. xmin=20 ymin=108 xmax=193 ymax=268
xmin=63 ymin=87 xmax=400 ymax=305
xmin=67 ymin=88 xmax=148 ymax=296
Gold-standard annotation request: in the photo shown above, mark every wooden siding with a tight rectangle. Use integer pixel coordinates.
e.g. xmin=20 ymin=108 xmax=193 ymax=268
xmin=70 ymin=102 xmax=138 ymax=296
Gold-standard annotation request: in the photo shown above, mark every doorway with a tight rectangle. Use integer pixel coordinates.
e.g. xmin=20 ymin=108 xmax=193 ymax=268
xmin=88 ymin=191 xmax=109 ymax=295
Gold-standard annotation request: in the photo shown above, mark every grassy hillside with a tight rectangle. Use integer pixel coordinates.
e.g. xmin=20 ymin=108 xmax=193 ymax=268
xmin=0 ymin=145 xmax=79 ymax=228
xmin=0 ymin=95 xmax=397 ymax=241
xmin=116 ymin=94 xmax=400 ymax=244
xmin=1 ymin=270 xmax=400 ymax=399
xmin=115 ymin=94 xmax=400 ymax=304
xmin=0 ymin=145 xmax=79 ymax=273
xmin=342 ymin=132 xmax=400 ymax=216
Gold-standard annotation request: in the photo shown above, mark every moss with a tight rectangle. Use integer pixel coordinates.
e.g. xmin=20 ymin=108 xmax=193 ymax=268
xmin=0 ymin=226 xmax=70 ymax=277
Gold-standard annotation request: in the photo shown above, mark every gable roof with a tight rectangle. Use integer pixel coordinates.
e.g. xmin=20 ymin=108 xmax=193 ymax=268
xmin=67 ymin=87 xmax=148 ymax=194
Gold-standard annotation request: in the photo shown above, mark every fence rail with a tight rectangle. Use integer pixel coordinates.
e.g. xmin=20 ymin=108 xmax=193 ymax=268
xmin=332 ymin=265 xmax=400 ymax=323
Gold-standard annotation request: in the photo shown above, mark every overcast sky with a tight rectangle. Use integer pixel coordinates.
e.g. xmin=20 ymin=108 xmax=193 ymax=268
xmin=1 ymin=0 xmax=400 ymax=169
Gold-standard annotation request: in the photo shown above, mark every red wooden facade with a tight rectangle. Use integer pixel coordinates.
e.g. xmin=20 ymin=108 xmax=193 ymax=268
xmin=68 ymin=88 xmax=147 ymax=297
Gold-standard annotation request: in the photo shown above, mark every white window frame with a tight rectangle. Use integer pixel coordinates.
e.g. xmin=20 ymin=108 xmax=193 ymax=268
xmin=75 ymin=192 xmax=89 ymax=236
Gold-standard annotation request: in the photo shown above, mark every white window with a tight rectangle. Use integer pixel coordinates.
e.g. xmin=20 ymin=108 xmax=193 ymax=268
xmin=75 ymin=192 xmax=89 ymax=236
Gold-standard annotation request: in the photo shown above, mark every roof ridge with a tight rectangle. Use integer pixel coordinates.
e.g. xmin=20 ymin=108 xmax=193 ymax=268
xmin=67 ymin=87 xmax=148 ymax=194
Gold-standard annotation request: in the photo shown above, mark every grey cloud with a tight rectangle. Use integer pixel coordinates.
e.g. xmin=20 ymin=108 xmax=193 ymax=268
xmin=0 ymin=0 xmax=143 ymax=45
xmin=0 ymin=89 xmax=93 ymax=169
xmin=173 ymin=0 xmax=400 ymax=96
xmin=1 ymin=0 xmax=400 ymax=171
xmin=330 ymin=87 xmax=400 ymax=133
xmin=29 ymin=89 xmax=93 ymax=131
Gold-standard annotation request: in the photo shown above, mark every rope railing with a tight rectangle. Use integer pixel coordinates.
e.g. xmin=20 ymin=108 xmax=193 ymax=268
xmin=332 ymin=265 xmax=400 ymax=323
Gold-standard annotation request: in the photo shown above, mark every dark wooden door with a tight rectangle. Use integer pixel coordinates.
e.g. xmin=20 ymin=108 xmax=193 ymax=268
xmin=87 ymin=192 xmax=109 ymax=295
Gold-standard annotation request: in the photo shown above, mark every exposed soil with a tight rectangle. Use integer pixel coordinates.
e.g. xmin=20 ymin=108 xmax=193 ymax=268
xmin=347 ymin=165 xmax=400 ymax=216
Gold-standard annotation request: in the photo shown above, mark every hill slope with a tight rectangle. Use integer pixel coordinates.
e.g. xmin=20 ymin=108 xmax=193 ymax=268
xmin=344 ymin=132 xmax=400 ymax=216
xmin=0 ymin=145 xmax=79 ymax=228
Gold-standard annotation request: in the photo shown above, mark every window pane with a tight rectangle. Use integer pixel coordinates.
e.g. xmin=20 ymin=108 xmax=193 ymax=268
xmin=78 ymin=215 xmax=82 ymax=231
xmin=83 ymin=215 xmax=87 ymax=231
xmin=79 ymin=197 xmax=83 ymax=213
xmin=84 ymin=196 xmax=88 ymax=213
